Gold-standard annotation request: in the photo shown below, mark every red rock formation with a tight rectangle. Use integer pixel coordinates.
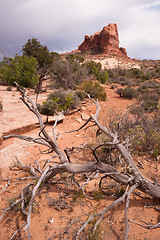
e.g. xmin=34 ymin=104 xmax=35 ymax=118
xmin=120 ymin=47 xmax=127 ymax=56
xmin=78 ymin=23 xmax=127 ymax=57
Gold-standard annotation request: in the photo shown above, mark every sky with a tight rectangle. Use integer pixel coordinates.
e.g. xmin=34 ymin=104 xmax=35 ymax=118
xmin=0 ymin=0 xmax=160 ymax=60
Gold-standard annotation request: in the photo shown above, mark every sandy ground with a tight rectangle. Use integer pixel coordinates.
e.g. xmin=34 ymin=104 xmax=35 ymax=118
xmin=82 ymin=55 xmax=141 ymax=70
xmin=0 ymin=84 xmax=160 ymax=240
xmin=0 ymin=86 xmax=48 ymax=134
xmin=94 ymin=57 xmax=140 ymax=69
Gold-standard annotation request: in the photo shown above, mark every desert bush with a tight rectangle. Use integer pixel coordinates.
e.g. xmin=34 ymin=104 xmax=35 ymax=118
xmin=107 ymin=67 xmax=154 ymax=86
xmin=50 ymin=57 xmax=88 ymax=89
xmin=75 ymin=90 xmax=87 ymax=101
xmin=123 ymin=87 xmax=138 ymax=99
xmin=79 ymin=80 xmax=106 ymax=101
xmin=111 ymin=75 xmax=141 ymax=87
xmin=39 ymin=89 xmax=80 ymax=116
xmin=138 ymin=80 xmax=160 ymax=92
xmin=66 ymin=54 xmax=84 ymax=64
xmin=83 ymin=61 xmax=109 ymax=84
xmin=0 ymin=101 xmax=2 ymax=111
xmin=104 ymin=107 xmax=160 ymax=157
xmin=124 ymin=68 xmax=143 ymax=79
xmin=116 ymin=88 xmax=124 ymax=97
xmin=116 ymin=87 xmax=138 ymax=99
xmin=137 ymin=84 xmax=150 ymax=94
xmin=38 ymin=100 xmax=57 ymax=116
xmin=128 ymin=110 xmax=160 ymax=156
xmin=96 ymin=71 xmax=109 ymax=84
xmin=140 ymin=93 xmax=159 ymax=112
xmin=140 ymin=59 xmax=160 ymax=78
xmin=47 ymin=89 xmax=80 ymax=111
xmin=83 ymin=61 xmax=102 ymax=75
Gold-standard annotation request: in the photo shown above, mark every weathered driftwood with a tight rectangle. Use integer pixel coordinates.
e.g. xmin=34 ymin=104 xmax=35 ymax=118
xmin=1 ymin=84 xmax=160 ymax=240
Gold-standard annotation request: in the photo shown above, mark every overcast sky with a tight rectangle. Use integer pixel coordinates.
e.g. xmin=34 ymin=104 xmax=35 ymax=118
xmin=0 ymin=0 xmax=160 ymax=60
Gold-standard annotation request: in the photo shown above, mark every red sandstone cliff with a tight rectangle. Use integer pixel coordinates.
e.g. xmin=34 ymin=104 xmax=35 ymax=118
xmin=78 ymin=23 xmax=127 ymax=57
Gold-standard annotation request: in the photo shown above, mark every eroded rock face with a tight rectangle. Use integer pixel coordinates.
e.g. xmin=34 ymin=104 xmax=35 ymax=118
xmin=120 ymin=47 xmax=127 ymax=56
xmin=78 ymin=23 xmax=127 ymax=57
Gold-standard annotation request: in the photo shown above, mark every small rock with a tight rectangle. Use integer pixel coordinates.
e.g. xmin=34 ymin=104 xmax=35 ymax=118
xmin=81 ymin=112 xmax=90 ymax=121
xmin=81 ymin=106 xmax=86 ymax=111
xmin=45 ymin=113 xmax=65 ymax=123
xmin=74 ymin=117 xmax=82 ymax=123
xmin=49 ymin=218 xmax=54 ymax=224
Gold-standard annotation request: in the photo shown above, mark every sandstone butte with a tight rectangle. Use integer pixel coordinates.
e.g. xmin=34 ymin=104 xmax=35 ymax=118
xmin=78 ymin=23 xmax=128 ymax=57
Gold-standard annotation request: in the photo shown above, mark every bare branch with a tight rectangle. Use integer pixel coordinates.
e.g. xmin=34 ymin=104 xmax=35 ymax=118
xmin=129 ymin=219 xmax=160 ymax=229
xmin=0 ymin=177 xmax=11 ymax=195
xmin=24 ymin=166 xmax=50 ymax=237
xmin=0 ymin=198 xmax=23 ymax=221
xmin=10 ymin=222 xmax=27 ymax=240
xmin=3 ymin=134 xmax=51 ymax=148
xmin=124 ymin=183 xmax=139 ymax=240
xmin=2 ymin=86 xmax=160 ymax=240
xmin=65 ymin=116 xmax=92 ymax=134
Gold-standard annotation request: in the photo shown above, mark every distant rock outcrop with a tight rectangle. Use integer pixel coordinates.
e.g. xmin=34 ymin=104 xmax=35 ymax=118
xmin=78 ymin=23 xmax=128 ymax=57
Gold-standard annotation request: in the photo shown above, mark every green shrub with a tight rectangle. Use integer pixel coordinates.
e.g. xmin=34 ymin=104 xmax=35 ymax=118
xmin=128 ymin=115 xmax=160 ymax=157
xmin=116 ymin=88 xmax=124 ymax=97
xmin=116 ymin=87 xmax=138 ymax=99
xmin=123 ymin=87 xmax=138 ymax=99
xmin=84 ymin=61 xmax=102 ymax=75
xmin=0 ymin=101 xmax=2 ymax=111
xmin=83 ymin=61 xmax=109 ymax=84
xmin=124 ymin=68 xmax=143 ymax=78
xmin=66 ymin=54 xmax=84 ymax=63
xmin=129 ymin=125 xmax=146 ymax=153
xmin=150 ymin=131 xmax=160 ymax=157
xmin=141 ymin=93 xmax=159 ymax=112
xmin=38 ymin=100 xmax=57 ymax=116
xmin=79 ymin=80 xmax=106 ymax=101
xmin=137 ymin=84 xmax=149 ymax=94
xmin=22 ymin=38 xmax=53 ymax=69
xmin=106 ymin=108 xmax=160 ymax=157
xmin=0 ymin=55 xmax=38 ymax=87
xmin=75 ymin=90 xmax=86 ymax=101
xmin=138 ymin=80 xmax=160 ymax=92
xmin=96 ymin=71 xmax=109 ymax=84
xmin=39 ymin=89 xmax=80 ymax=116
xmin=107 ymin=67 xmax=154 ymax=87
xmin=47 ymin=89 xmax=80 ymax=112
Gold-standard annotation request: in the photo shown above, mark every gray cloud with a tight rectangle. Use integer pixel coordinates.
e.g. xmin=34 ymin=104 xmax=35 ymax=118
xmin=0 ymin=0 xmax=160 ymax=60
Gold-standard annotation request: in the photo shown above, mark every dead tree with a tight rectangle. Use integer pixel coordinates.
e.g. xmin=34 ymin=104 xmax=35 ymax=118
xmin=35 ymin=68 xmax=50 ymax=102
xmin=1 ymin=84 xmax=160 ymax=240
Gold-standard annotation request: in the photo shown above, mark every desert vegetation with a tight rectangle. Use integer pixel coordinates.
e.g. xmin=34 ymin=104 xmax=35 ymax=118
xmin=38 ymin=89 xmax=81 ymax=117
xmin=0 ymin=83 xmax=160 ymax=239
xmin=0 ymin=39 xmax=160 ymax=240
xmin=0 ymin=55 xmax=38 ymax=88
